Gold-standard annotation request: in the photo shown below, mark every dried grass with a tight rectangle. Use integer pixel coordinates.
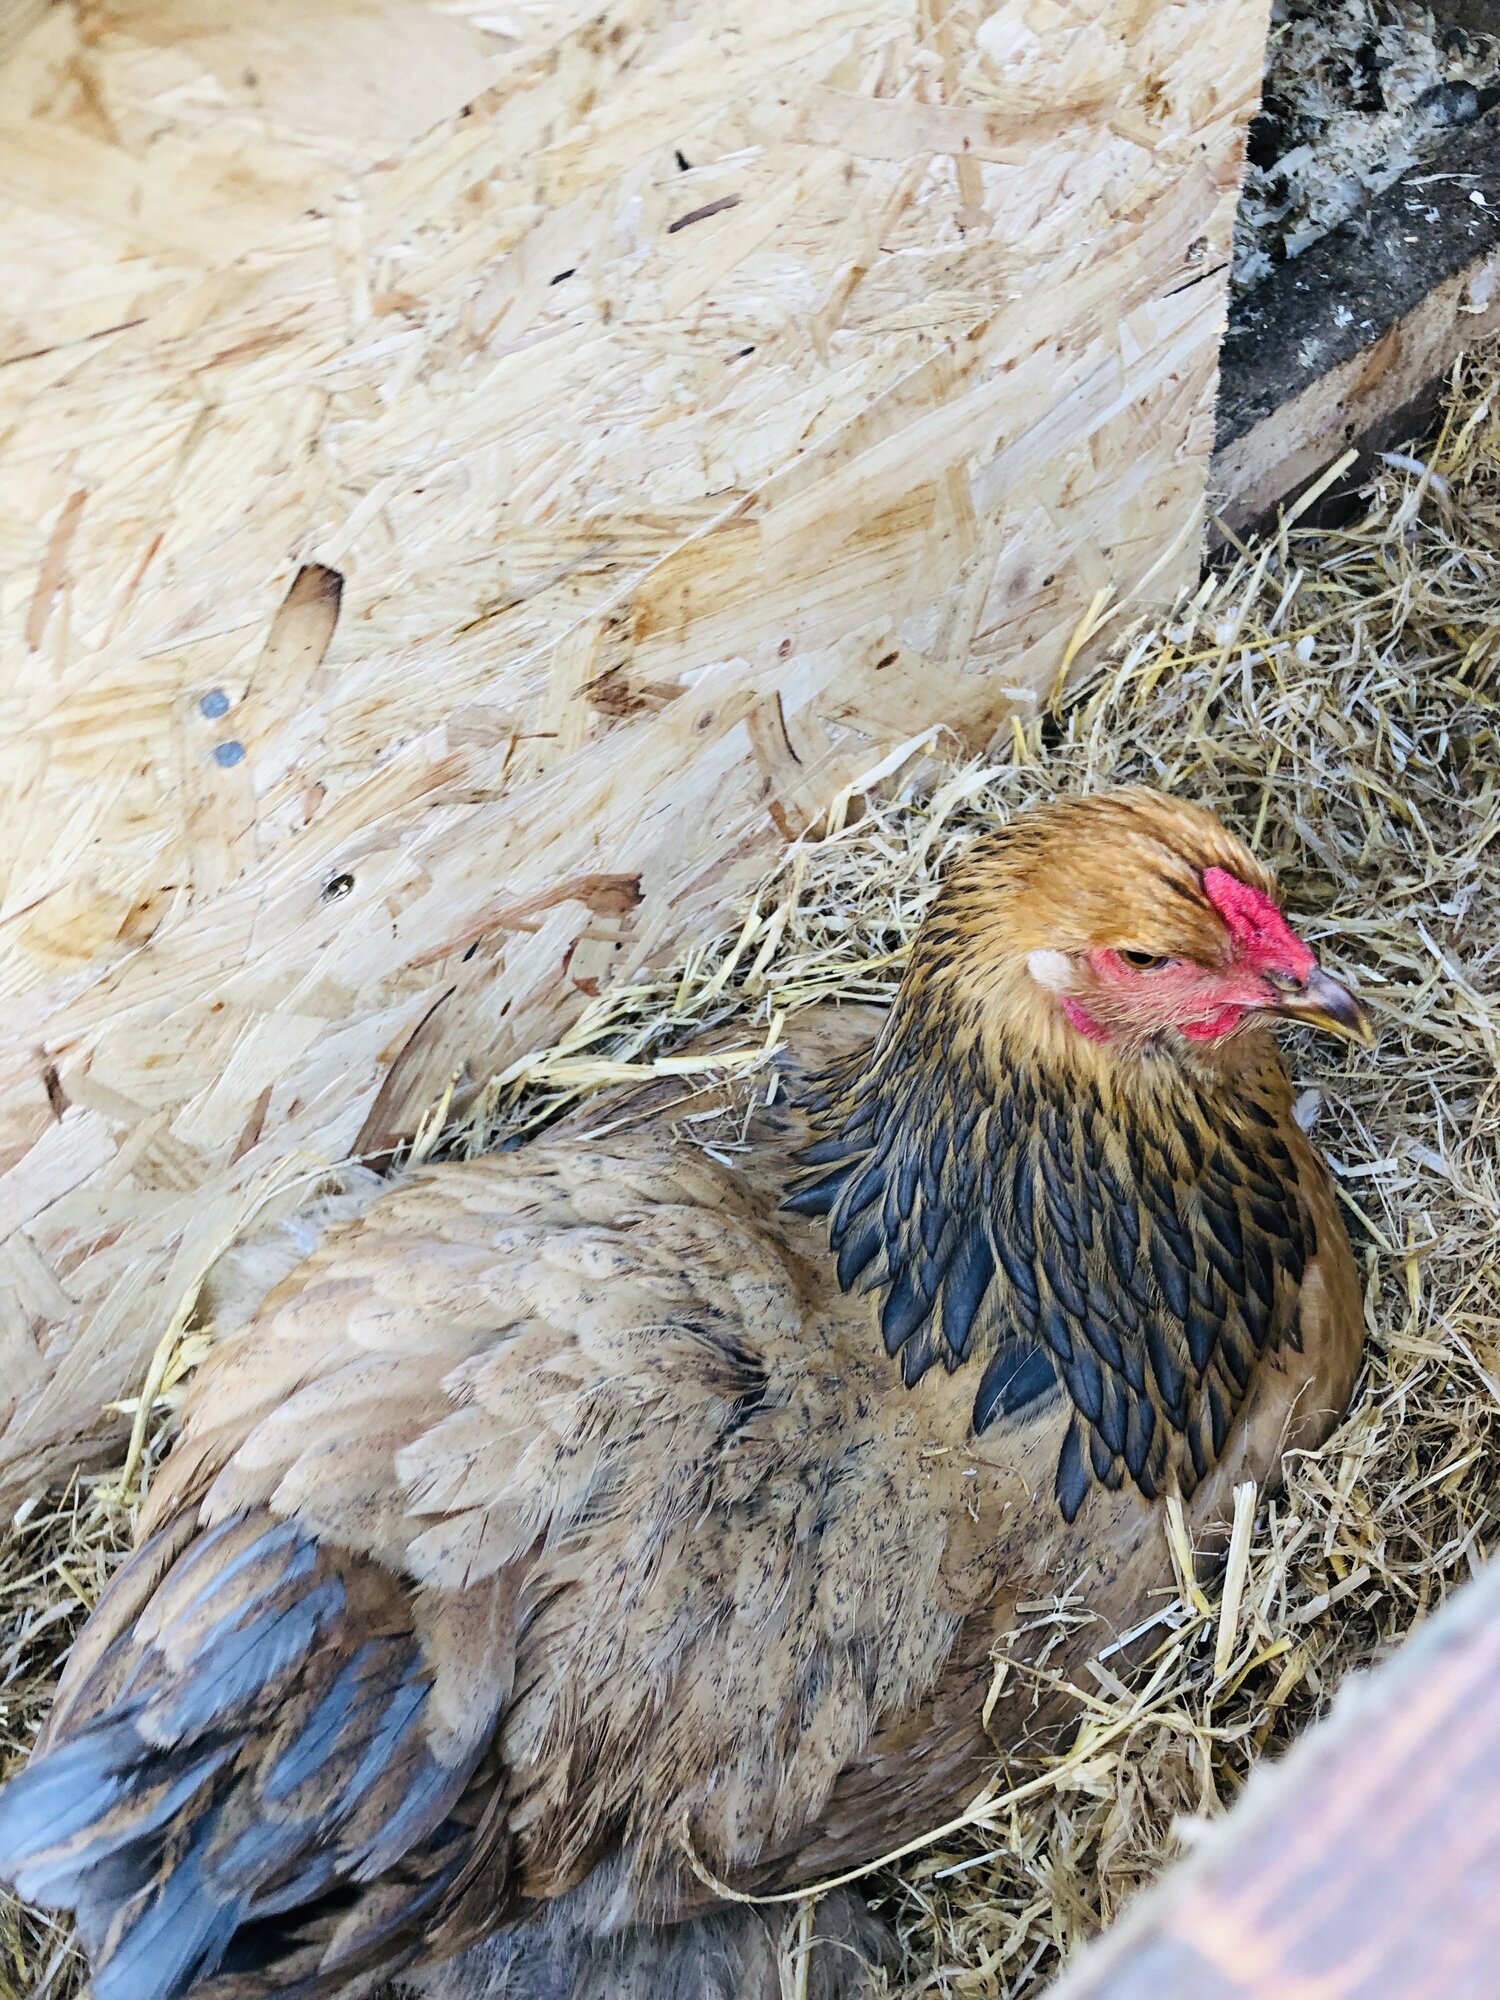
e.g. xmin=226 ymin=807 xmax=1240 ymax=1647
xmin=3 ymin=349 xmax=1498 ymax=1997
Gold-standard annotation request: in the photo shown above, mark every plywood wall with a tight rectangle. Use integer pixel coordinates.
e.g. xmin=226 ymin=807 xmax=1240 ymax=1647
xmin=0 ymin=0 xmax=1269 ymax=1502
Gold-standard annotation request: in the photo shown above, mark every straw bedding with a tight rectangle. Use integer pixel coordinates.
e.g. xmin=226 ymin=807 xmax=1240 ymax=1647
xmin=3 ymin=351 xmax=1498 ymax=1998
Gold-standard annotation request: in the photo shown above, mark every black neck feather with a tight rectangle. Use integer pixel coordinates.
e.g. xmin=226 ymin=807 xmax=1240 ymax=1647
xmin=785 ymin=1000 xmax=1316 ymax=1523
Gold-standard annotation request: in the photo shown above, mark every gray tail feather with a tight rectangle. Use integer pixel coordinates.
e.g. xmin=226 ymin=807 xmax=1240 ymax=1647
xmin=400 ymin=1885 xmax=897 ymax=2000
xmin=0 ymin=1512 xmax=483 ymax=2000
xmin=0 ymin=1723 xmax=241 ymax=1999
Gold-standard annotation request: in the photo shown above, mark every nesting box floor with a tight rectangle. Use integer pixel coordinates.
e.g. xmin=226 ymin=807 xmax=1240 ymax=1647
xmin=5 ymin=356 xmax=1498 ymax=1999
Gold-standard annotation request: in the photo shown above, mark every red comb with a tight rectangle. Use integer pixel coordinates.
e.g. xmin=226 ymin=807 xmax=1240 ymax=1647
xmin=1202 ymin=867 xmax=1315 ymax=978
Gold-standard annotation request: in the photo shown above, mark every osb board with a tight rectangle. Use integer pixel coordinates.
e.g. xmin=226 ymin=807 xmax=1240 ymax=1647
xmin=0 ymin=0 xmax=1270 ymax=1503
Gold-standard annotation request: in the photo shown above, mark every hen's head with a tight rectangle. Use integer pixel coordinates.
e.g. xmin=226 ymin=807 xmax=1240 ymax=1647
xmin=917 ymin=788 xmax=1370 ymax=1060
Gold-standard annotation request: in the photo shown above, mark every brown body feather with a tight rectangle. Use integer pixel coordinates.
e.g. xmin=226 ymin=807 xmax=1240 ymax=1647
xmin=0 ymin=792 xmax=1366 ymax=2000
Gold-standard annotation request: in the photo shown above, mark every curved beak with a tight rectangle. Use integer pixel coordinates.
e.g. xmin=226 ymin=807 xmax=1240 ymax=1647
xmin=1270 ymin=965 xmax=1374 ymax=1048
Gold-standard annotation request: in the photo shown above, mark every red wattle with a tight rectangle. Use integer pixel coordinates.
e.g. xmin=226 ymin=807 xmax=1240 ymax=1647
xmin=1181 ymin=1005 xmax=1246 ymax=1042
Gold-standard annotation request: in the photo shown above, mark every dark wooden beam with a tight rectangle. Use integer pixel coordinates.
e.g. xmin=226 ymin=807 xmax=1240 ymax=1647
xmin=1045 ymin=1558 xmax=1500 ymax=1999
xmin=1445 ymin=2 xmax=1500 ymax=34
xmin=1212 ymin=103 xmax=1500 ymax=538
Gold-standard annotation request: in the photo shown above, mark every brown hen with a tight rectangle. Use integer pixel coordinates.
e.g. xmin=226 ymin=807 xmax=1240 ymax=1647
xmin=0 ymin=789 xmax=1370 ymax=2000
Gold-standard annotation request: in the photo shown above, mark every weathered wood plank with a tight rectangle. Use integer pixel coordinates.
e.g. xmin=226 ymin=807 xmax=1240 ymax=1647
xmin=1048 ymin=1560 xmax=1500 ymax=2000
xmin=1212 ymin=103 xmax=1500 ymax=535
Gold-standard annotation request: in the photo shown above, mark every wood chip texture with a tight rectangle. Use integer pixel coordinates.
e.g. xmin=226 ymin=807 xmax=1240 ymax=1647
xmin=0 ymin=0 xmax=1269 ymax=1500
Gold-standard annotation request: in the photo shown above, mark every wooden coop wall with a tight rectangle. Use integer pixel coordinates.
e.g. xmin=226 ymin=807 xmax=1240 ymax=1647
xmin=1048 ymin=1557 xmax=1500 ymax=2000
xmin=0 ymin=0 xmax=1270 ymax=1502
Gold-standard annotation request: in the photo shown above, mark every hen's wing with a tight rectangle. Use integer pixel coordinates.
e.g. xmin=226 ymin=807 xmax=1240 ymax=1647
xmin=5 ymin=1512 xmax=503 ymax=2000
xmin=0 ymin=1127 xmax=954 ymax=1996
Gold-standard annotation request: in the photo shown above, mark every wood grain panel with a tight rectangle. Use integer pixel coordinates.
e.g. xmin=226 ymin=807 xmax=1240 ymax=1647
xmin=1050 ymin=1561 xmax=1500 ymax=2000
xmin=0 ymin=0 xmax=1269 ymax=1500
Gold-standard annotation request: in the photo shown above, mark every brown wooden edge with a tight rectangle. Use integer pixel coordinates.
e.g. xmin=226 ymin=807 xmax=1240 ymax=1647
xmin=1045 ymin=1557 xmax=1500 ymax=1999
xmin=1212 ymin=101 xmax=1500 ymax=541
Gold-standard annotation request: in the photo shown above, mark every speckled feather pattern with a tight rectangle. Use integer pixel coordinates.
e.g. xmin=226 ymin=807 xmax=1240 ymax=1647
xmin=789 ymin=1017 xmax=1316 ymax=1522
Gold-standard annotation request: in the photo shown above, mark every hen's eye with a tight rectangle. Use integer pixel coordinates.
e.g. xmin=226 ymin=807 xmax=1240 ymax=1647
xmin=1120 ymin=949 xmax=1169 ymax=971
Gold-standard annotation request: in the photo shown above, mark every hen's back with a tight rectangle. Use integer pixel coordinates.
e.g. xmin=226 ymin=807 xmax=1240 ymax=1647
xmin=0 ymin=1010 xmax=952 ymax=1997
